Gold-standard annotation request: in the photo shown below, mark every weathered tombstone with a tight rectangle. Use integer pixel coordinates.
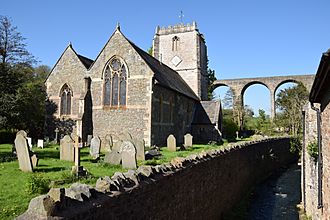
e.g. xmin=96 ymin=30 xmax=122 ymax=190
xmin=16 ymin=130 xmax=27 ymax=138
xmin=184 ymin=133 xmax=193 ymax=148
xmin=37 ymin=139 xmax=44 ymax=149
xmin=112 ymin=140 xmax=123 ymax=152
xmin=104 ymin=134 xmax=113 ymax=152
xmin=60 ymin=135 xmax=74 ymax=161
xmin=236 ymin=131 xmax=239 ymax=139
xmin=31 ymin=154 xmax=39 ymax=168
xmin=132 ymin=138 xmax=145 ymax=161
xmin=27 ymin=137 xmax=32 ymax=150
xmin=121 ymin=141 xmax=137 ymax=169
xmin=86 ymin=135 xmax=93 ymax=146
xmin=90 ymin=136 xmax=101 ymax=159
xmin=54 ymin=128 xmax=59 ymax=144
xmin=118 ymin=131 xmax=132 ymax=141
xmin=72 ymin=135 xmax=86 ymax=177
xmin=14 ymin=134 xmax=33 ymax=172
xmin=167 ymin=134 xmax=176 ymax=152
xmin=104 ymin=151 xmax=122 ymax=165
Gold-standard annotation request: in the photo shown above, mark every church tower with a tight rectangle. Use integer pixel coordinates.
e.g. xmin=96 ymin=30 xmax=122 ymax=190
xmin=153 ymin=22 xmax=208 ymax=100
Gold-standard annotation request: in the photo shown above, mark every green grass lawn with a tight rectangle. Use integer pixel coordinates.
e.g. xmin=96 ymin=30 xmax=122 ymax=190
xmin=0 ymin=138 xmax=242 ymax=219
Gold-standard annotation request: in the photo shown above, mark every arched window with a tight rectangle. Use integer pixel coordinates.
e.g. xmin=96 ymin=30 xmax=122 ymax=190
xmin=103 ymin=57 xmax=128 ymax=107
xmin=60 ymin=84 xmax=72 ymax=115
xmin=172 ymin=36 xmax=180 ymax=51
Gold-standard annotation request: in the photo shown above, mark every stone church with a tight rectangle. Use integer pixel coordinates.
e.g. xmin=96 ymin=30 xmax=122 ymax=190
xmin=46 ymin=22 xmax=222 ymax=147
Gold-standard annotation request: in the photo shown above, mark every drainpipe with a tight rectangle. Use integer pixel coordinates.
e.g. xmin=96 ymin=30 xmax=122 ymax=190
xmin=302 ymin=110 xmax=306 ymax=210
xmin=311 ymin=103 xmax=323 ymax=209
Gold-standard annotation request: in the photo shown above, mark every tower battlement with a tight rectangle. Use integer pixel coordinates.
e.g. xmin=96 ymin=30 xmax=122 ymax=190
xmin=155 ymin=22 xmax=198 ymax=35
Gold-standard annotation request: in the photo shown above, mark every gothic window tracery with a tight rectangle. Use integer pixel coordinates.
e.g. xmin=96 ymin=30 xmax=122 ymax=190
xmin=103 ymin=57 xmax=128 ymax=107
xmin=60 ymin=84 xmax=72 ymax=116
xmin=172 ymin=36 xmax=180 ymax=51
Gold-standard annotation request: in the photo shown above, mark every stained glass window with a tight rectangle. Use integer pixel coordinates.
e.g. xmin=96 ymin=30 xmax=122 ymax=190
xmin=60 ymin=84 xmax=72 ymax=115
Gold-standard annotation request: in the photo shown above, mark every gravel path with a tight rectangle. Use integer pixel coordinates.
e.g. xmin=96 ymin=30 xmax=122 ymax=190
xmin=247 ymin=163 xmax=301 ymax=220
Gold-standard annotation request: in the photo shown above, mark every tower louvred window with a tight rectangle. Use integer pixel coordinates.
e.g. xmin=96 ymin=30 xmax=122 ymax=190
xmin=103 ymin=57 xmax=128 ymax=107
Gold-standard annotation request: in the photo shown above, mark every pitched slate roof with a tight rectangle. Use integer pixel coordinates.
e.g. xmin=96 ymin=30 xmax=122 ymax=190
xmin=192 ymin=100 xmax=222 ymax=125
xmin=127 ymin=40 xmax=199 ymax=101
xmin=77 ymin=54 xmax=94 ymax=69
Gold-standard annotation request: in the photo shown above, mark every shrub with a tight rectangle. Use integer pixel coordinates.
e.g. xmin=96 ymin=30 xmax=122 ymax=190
xmin=26 ymin=174 xmax=50 ymax=194
xmin=290 ymin=136 xmax=302 ymax=154
xmin=307 ymin=141 xmax=318 ymax=162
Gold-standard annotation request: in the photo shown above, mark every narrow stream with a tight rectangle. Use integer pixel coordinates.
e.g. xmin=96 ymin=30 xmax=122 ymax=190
xmin=247 ymin=163 xmax=301 ymax=220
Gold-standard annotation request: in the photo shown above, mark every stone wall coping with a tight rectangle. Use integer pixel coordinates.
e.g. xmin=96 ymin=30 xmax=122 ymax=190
xmin=18 ymin=136 xmax=292 ymax=219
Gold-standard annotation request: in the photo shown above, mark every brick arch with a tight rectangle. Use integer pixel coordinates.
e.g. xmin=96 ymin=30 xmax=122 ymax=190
xmin=241 ymin=81 xmax=270 ymax=97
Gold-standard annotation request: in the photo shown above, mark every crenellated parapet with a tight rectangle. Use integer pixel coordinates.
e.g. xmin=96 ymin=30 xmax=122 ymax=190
xmin=155 ymin=22 xmax=198 ymax=35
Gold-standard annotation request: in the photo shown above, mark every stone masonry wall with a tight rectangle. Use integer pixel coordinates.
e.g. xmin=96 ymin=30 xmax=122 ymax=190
xmin=19 ymin=138 xmax=297 ymax=220
xmin=321 ymin=92 xmax=330 ymax=219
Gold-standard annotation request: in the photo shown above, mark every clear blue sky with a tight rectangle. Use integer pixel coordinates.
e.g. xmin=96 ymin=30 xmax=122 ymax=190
xmin=2 ymin=0 xmax=330 ymax=115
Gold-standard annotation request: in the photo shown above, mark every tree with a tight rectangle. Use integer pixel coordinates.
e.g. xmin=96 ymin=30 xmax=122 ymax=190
xmin=275 ymin=83 xmax=308 ymax=135
xmin=147 ymin=46 xmax=153 ymax=56
xmin=222 ymin=88 xmax=234 ymax=109
xmin=0 ymin=16 xmax=35 ymax=65
xmin=207 ymin=68 xmax=216 ymax=100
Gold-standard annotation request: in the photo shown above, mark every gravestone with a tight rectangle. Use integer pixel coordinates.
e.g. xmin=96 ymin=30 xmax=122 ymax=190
xmin=86 ymin=135 xmax=93 ymax=146
xmin=14 ymin=134 xmax=33 ymax=172
xmin=184 ymin=133 xmax=193 ymax=148
xmin=37 ymin=139 xmax=44 ymax=149
xmin=16 ymin=130 xmax=27 ymax=138
xmin=112 ymin=140 xmax=123 ymax=152
xmin=121 ymin=141 xmax=137 ymax=169
xmin=54 ymin=128 xmax=59 ymax=144
xmin=118 ymin=131 xmax=132 ymax=141
xmin=60 ymin=135 xmax=74 ymax=161
xmin=104 ymin=134 xmax=113 ymax=152
xmin=167 ymin=134 xmax=176 ymax=152
xmin=132 ymin=138 xmax=145 ymax=161
xmin=31 ymin=154 xmax=39 ymax=168
xmin=104 ymin=151 xmax=122 ymax=165
xmin=27 ymin=137 xmax=32 ymax=150
xmin=90 ymin=136 xmax=101 ymax=159
xmin=72 ymin=135 xmax=86 ymax=177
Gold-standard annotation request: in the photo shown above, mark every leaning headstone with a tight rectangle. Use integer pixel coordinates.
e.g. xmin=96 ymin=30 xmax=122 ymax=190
xmin=184 ymin=133 xmax=193 ymax=148
xmin=121 ymin=141 xmax=137 ymax=169
xmin=14 ymin=134 xmax=33 ymax=172
xmin=90 ymin=136 xmax=101 ymax=159
xmin=167 ymin=134 xmax=176 ymax=152
xmin=104 ymin=151 xmax=122 ymax=165
xmin=132 ymin=138 xmax=145 ymax=161
xmin=37 ymin=139 xmax=44 ymax=149
xmin=16 ymin=130 xmax=27 ymax=138
xmin=60 ymin=135 xmax=74 ymax=161
xmin=27 ymin=137 xmax=32 ymax=150
xmin=86 ymin=135 xmax=93 ymax=146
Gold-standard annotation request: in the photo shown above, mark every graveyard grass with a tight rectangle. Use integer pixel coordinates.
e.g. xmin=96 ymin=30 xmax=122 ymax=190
xmin=0 ymin=139 xmax=238 ymax=219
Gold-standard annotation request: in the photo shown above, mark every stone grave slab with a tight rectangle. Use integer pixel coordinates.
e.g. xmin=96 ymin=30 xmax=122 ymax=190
xmin=27 ymin=137 xmax=32 ymax=149
xmin=31 ymin=154 xmax=39 ymax=168
xmin=132 ymin=138 xmax=145 ymax=161
xmin=104 ymin=134 xmax=113 ymax=152
xmin=167 ymin=134 xmax=176 ymax=152
xmin=87 ymin=135 xmax=93 ymax=146
xmin=37 ymin=139 xmax=44 ymax=149
xmin=60 ymin=135 xmax=74 ymax=161
xmin=90 ymin=136 xmax=101 ymax=159
xmin=121 ymin=141 xmax=137 ymax=169
xmin=118 ymin=131 xmax=132 ymax=141
xmin=15 ymin=134 xmax=33 ymax=172
xmin=104 ymin=151 xmax=122 ymax=165
xmin=16 ymin=130 xmax=27 ymax=138
xmin=184 ymin=133 xmax=193 ymax=148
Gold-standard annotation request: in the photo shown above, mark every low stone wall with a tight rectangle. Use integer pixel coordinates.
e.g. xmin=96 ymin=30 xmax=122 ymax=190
xmin=18 ymin=137 xmax=297 ymax=220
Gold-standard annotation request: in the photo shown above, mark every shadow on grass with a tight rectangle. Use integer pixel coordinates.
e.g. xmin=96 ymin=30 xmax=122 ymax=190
xmin=34 ymin=167 xmax=67 ymax=172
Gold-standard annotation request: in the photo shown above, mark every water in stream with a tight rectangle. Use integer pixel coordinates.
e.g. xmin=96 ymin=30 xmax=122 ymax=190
xmin=247 ymin=163 xmax=301 ymax=220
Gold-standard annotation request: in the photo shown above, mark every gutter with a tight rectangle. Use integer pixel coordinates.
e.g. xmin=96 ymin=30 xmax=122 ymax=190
xmin=302 ymin=110 xmax=306 ymax=210
xmin=310 ymin=103 xmax=323 ymax=209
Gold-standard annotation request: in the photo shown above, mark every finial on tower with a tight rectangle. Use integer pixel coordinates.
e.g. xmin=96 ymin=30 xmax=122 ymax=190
xmin=179 ymin=11 xmax=184 ymax=23
xmin=116 ymin=22 xmax=120 ymax=31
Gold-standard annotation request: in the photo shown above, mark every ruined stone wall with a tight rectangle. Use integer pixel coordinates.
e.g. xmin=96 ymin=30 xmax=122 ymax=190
xmin=19 ymin=138 xmax=297 ymax=220
xmin=151 ymin=84 xmax=196 ymax=146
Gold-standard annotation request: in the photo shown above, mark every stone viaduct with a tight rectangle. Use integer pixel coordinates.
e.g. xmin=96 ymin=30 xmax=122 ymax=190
xmin=213 ymin=74 xmax=315 ymax=128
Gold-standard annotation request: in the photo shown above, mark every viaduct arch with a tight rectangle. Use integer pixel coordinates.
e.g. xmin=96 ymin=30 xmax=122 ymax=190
xmin=213 ymin=74 xmax=315 ymax=128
